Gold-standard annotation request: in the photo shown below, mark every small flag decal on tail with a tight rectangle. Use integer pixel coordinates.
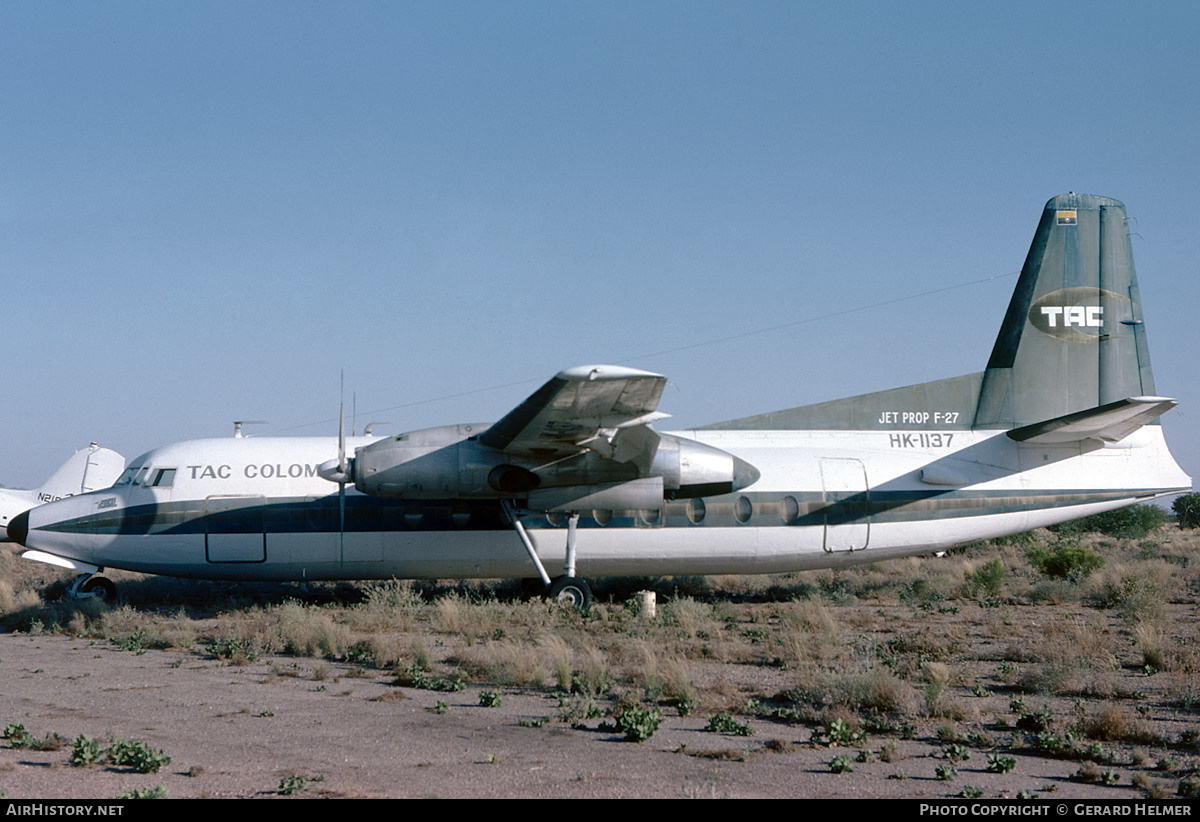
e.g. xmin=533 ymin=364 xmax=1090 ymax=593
xmin=1056 ymin=210 xmax=1077 ymax=225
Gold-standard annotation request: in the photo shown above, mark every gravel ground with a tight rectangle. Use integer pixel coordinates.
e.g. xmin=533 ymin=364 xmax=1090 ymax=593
xmin=0 ymin=632 xmax=1181 ymax=800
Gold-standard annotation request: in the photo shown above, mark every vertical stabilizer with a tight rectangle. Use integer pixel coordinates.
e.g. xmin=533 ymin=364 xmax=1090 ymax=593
xmin=974 ymin=194 xmax=1155 ymax=428
xmin=36 ymin=445 xmax=126 ymax=501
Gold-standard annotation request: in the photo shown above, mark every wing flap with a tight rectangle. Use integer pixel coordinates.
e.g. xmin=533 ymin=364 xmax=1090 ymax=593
xmin=478 ymin=365 xmax=668 ymax=459
xmin=1006 ymin=396 xmax=1177 ymax=444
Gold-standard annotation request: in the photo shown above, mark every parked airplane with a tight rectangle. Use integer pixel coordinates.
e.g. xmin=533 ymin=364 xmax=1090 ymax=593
xmin=0 ymin=444 xmax=125 ymax=543
xmin=8 ymin=194 xmax=1190 ymax=605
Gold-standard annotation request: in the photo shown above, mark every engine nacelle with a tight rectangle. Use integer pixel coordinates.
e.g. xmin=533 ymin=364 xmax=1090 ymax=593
xmin=353 ymin=424 xmax=498 ymax=498
xmin=352 ymin=424 xmax=759 ymax=504
xmin=651 ymin=434 xmax=760 ymax=499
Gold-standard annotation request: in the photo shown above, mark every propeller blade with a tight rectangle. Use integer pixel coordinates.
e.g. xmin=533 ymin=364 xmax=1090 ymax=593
xmin=338 ymin=372 xmax=346 ymax=560
xmin=338 ymin=372 xmax=347 ymax=475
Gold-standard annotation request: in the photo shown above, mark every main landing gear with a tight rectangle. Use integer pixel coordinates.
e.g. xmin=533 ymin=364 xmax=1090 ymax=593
xmin=502 ymin=501 xmax=594 ymax=609
xmin=547 ymin=576 xmax=593 ymax=609
xmin=67 ymin=573 xmax=117 ymax=602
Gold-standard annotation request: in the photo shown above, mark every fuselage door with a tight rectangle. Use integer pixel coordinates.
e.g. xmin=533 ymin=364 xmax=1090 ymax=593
xmin=205 ymin=495 xmax=267 ymax=563
xmin=819 ymin=458 xmax=870 ymax=551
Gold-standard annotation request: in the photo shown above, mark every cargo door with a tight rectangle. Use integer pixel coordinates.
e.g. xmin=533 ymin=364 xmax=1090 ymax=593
xmin=819 ymin=458 xmax=870 ymax=551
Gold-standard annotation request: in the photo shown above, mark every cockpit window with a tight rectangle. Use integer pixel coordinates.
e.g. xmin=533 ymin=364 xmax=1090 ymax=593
xmin=132 ymin=467 xmax=151 ymax=486
xmin=116 ymin=467 xmax=141 ymax=486
xmin=146 ymin=468 xmax=176 ymax=488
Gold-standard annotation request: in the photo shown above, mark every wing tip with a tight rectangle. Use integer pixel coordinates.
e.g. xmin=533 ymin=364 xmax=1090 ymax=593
xmin=557 ymin=365 xmax=665 ymax=381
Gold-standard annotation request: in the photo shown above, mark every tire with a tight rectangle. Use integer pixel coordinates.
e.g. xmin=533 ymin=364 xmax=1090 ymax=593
xmin=547 ymin=576 xmax=592 ymax=610
xmin=79 ymin=576 xmax=117 ymax=601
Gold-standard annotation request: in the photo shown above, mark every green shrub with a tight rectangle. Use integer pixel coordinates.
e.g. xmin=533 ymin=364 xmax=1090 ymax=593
xmin=70 ymin=735 xmax=103 ymax=767
xmin=205 ymin=636 xmax=260 ymax=663
xmin=1049 ymin=504 xmax=1167 ymax=539
xmin=395 ymin=662 xmax=464 ymax=692
xmin=1030 ymin=730 xmax=1065 ymax=753
xmin=3 ymin=723 xmax=33 ymax=749
xmin=671 ymin=695 xmax=696 ymax=717
xmin=943 ymin=744 xmax=970 ymax=762
xmin=1097 ymin=575 xmax=1164 ymax=624
xmin=278 ymin=775 xmax=310 ymax=795
xmin=706 ymin=713 xmax=753 ymax=737
xmin=966 ymin=558 xmax=1006 ymax=598
xmin=987 ymin=753 xmax=1017 ymax=773
xmin=616 ymin=704 xmax=662 ymax=742
xmin=1173 ymin=493 xmax=1200 ymax=529
xmin=116 ymin=785 xmax=167 ymax=799
xmin=108 ymin=739 xmax=171 ymax=774
xmin=1026 ymin=544 xmax=1105 ymax=581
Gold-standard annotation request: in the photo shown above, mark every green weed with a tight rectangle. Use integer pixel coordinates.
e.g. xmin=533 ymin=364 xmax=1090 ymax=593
xmin=616 ymin=704 xmax=662 ymax=742
xmin=70 ymin=735 xmax=103 ymax=767
xmin=115 ymin=785 xmax=167 ymax=799
xmin=986 ymin=753 xmax=1017 ymax=773
xmin=829 ymin=754 xmax=854 ymax=773
xmin=1026 ymin=544 xmax=1104 ymax=581
xmin=706 ymin=713 xmax=753 ymax=737
xmin=108 ymin=739 xmax=171 ymax=774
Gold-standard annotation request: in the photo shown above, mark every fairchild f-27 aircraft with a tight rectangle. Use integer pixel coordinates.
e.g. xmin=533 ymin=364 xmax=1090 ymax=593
xmin=8 ymin=194 xmax=1191 ymax=605
xmin=0 ymin=444 xmax=124 ymax=543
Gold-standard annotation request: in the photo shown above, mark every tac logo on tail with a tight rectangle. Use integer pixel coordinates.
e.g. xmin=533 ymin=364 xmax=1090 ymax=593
xmin=1028 ymin=287 xmax=1129 ymax=343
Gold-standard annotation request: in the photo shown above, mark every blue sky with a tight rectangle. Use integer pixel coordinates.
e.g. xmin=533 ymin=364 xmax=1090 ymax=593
xmin=2 ymin=1 xmax=1198 ymax=489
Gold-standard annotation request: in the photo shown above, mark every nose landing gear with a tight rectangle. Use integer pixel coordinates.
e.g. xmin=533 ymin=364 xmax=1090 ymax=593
xmin=67 ymin=574 xmax=117 ymax=602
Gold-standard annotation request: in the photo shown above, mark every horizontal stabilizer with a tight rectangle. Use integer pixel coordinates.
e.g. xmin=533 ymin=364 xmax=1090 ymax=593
xmin=1006 ymin=397 xmax=1176 ymax=445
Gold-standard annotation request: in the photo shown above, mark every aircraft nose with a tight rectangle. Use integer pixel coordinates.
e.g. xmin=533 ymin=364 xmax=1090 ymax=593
xmin=7 ymin=510 xmax=29 ymax=546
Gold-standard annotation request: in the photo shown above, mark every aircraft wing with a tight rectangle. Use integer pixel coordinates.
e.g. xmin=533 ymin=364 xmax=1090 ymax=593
xmin=478 ymin=365 xmax=669 ymax=461
xmin=1006 ymin=396 xmax=1177 ymax=445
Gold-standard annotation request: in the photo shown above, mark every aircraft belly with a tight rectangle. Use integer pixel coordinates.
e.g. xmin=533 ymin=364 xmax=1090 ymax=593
xmin=265 ymin=531 xmax=339 ymax=565
xmin=206 ymin=533 xmax=265 ymax=563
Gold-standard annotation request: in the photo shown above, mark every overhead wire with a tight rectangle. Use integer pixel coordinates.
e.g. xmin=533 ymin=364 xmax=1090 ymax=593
xmin=281 ymin=269 xmax=1020 ymax=433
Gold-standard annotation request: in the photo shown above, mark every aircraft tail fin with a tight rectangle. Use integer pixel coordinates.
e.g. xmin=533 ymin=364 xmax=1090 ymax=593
xmin=35 ymin=444 xmax=126 ymax=502
xmin=973 ymin=193 xmax=1157 ymax=428
xmin=699 ymin=194 xmax=1168 ymax=436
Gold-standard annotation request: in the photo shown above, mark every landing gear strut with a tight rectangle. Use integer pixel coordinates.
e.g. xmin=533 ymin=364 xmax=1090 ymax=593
xmin=67 ymin=574 xmax=117 ymax=602
xmin=502 ymin=501 xmax=593 ymax=609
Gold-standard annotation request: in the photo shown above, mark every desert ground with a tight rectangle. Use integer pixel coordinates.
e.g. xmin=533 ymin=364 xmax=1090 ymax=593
xmin=2 ymin=513 xmax=1199 ymax=800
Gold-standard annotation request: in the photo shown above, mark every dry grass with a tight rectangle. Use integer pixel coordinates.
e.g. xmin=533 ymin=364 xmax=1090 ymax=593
xmin=4 ymin=522 xmax=1200 ymax=799
xmin=1075 ymin=703 xmax=1159 ymax=745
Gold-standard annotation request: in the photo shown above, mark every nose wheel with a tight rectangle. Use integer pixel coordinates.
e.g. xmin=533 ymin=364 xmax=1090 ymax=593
xmin=67 ymin=574 xmax=117 ymax=602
